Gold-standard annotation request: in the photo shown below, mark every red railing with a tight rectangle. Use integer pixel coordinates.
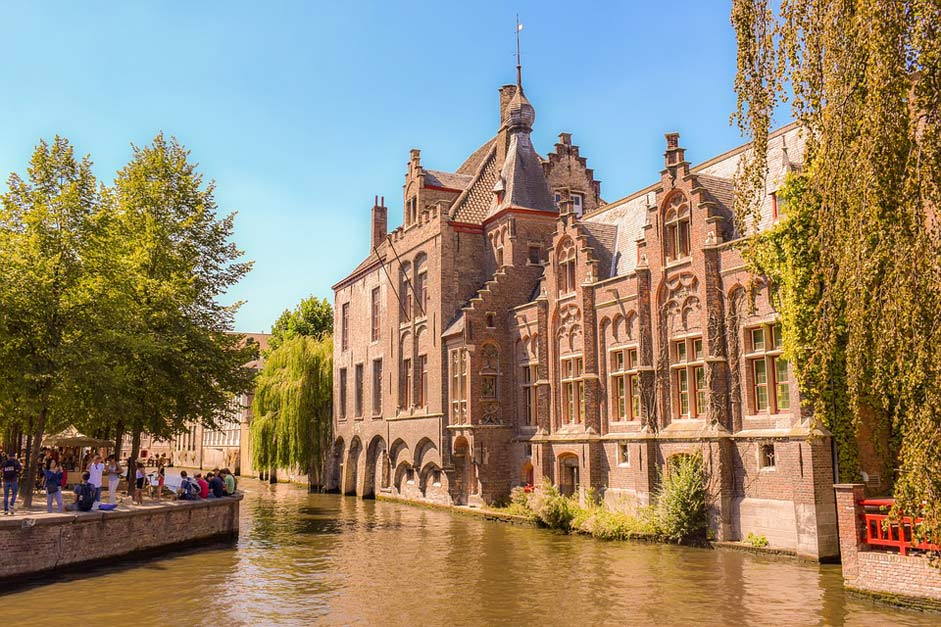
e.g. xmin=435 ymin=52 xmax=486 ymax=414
xmin=859 ymin=498 xmax=940 ymax=556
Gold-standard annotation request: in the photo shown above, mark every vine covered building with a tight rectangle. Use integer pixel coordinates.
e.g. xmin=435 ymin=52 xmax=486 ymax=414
xmin=330 ymin=79 xmax=839 ymax=560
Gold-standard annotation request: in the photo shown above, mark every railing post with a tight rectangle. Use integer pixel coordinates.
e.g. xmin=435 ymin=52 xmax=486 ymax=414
xmin=834 ymin=483 xmax=867 ymax=581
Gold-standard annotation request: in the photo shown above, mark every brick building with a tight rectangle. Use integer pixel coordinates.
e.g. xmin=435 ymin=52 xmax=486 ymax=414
xmin=330 ymin=78 xmax=839 ymax=560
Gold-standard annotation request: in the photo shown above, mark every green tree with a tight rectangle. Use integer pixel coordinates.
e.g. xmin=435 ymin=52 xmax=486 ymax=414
xmin=732 ymin=0 xmax=941 ymax=539
xmin=251 ymin=334 xmax=333 ymax=490
xmin=268 ymin=295 xmax=333 ymax=352
xmin=0 ymin=137 xmax=113 ymax=506
xmin=111 ymin=132 xmax=257 ymax=482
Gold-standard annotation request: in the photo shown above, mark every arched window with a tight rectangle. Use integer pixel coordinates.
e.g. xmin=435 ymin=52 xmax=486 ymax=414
xmin=400 ymin=262 xmax=413 ymax=322
xmin=414 ymin=253 xmax=428 ymax=318
xmin=557 ymin=239 xmax=577 ymax=295
xmin=663 ymin=194 xmax=691 ymax=261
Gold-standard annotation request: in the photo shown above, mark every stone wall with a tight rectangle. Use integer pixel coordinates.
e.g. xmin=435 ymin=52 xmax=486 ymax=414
xmin=0 ymin=497 xmax=240 ymax=583
xmin=834 ymin=484 xmax=941 ymax=608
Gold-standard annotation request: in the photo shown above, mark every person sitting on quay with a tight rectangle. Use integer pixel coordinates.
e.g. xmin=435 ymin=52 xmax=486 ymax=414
xmin=87 ymin=454 xmax=105 ymax=503
xmin=195 ymin=472 xmax=209 ymax=499
xmin=71 ymin=471 xmax=97 ymax=512
xmin=2 ymin=451 xmax=22 ymax=516
xmin=44 ymin=459 xmax=64 ymax=513
xmin=222 ymin=468 xmax=237 ymax=496
xmin=176 ymin=471 xmax=201 ymax=501
xmin=207 ymin=471 xmax=225 ymax=499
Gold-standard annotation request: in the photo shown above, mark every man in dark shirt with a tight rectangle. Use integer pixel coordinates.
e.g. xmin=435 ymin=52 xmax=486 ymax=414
xmin=207 ymin=472 xmax=225 ymax=498
xmin=2 ymin=452 xmax=22 ymax=515
xmin=72 ymin=471 xmax=96 ymax=512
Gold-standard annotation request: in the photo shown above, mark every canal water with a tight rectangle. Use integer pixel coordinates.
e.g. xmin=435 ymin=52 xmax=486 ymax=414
xmin=4 ymin=477 xmax=936 ymax=626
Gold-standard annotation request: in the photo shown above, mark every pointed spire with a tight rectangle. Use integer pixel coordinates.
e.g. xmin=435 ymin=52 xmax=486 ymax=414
xmin=516 ymin=15 xmax=523 ymax=89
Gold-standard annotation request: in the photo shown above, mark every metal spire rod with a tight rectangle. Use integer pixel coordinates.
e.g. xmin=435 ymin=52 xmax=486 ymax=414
xmin=516 ymin=14 xmax=522 ymax=87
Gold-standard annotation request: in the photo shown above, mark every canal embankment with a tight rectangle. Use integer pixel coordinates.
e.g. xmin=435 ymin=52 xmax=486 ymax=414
xmin=0 ymin=495 xmax=240 ymax=583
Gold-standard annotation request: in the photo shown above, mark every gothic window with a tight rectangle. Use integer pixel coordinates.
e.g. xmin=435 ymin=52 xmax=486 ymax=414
xmin=354 ymin=363 xmax=363 ymax=418
xmin=417 ymin=354 xmax=428 ymax=408
xmin=609 ymin=346 xmax=640 ymax=421
xmin=561 ymin=355 xmax=585 ymax=424
xmin=370 ymin=287 xmax=380 ymax=342
xmin=400 ymin=262 xmax=413 ymax=322
xmin=341 ymin=302 xmax=349 ymax=351
xmin=372 ymin=359 xmax=382 ymax=416
xmin=557 ymin=239 xmax=577 ymax=295
xmin=414 ymin=253 xmax=428 ymax=318
xmin=663 ymin=194 xmax=691 ymax=262
xmin=746 ymin=323 xmax=790 ymax=413
xmin=338 ymin=368 xmax=347 ymax=420
xmin=449 ymin=347 xmax=468 ymax=423
xmin=519 ymin=339 xmax=538 ymax=426
xmin=401 ymin=358 xmax=412 ymax=409
xmin=671 ymin=336 xmax=705 ymax=419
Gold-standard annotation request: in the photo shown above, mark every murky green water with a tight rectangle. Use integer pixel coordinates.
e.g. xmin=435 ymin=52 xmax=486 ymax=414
xmin=4 ymin=477 xmax=935 ymax=626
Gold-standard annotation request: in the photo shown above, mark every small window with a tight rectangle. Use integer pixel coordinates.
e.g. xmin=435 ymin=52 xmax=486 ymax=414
xmin=771 ymin=323 xmax=783 ymax=350
xmin=618 ymin=442 xmax=630 ymax=466
xmin=486 ymin=313 xmax=496 ymax=328
xmin=528 ymin=245 xmax=541 ymax=265
xmin=571 ymin=193 xmax=584 ymax=216
xmin=612 ymin=351 xmax=625 ymax=372
xmin=759 ymin=444 xmax=776 ymax=469
xmin=693 ymin=339 xmax=704 ymax=360
xmin=628 ymin=348 xmax=638 ymax=369
xmin=432 ymin=469 xmax=442 ymax=486
xmin=751 ymin=328 xmax=765 ymax=352
xmin=674 ymin=340 xmax=687 ymax=363
xmin=406 ymin=468 xmax=415 ymax=484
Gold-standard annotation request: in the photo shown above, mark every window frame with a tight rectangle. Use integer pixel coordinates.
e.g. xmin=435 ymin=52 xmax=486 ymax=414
xmin=561 ymin=355 xmax=585 ymax=424
xmin=609 ymin=345 xmax=641 ymax=421
xmin=670 ymin=336 xmax=705 ymax=419
xmin=338 ymin=368 xmax=348 ymax=420
xmin=745 ymin=322 xmax=790 ymax=415
xmin=354 ymin=363 xmax=364 ymax=418
xmin=372 ymin=358 xmax=382 ymax=416
xmin=370 ymin=287 xmax=380 ymax=342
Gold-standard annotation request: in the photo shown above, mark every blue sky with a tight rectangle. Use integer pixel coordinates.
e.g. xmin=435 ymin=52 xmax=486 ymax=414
xmin=0 ymin=1 xmax=765 ymax=332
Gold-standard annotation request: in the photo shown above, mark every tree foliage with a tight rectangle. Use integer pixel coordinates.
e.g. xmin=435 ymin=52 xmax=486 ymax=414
xmin=268 ymin=295 xmax=333 ymax=352
xmin=0 ymin=137 xmax=114 ymax=505
xmin=732 ymin=0 xmax=941 ymax=539
xmin=251 ymin=334 xmax=333 ymax=488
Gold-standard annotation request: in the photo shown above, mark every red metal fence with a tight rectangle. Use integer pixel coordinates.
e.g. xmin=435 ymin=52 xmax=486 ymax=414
xmin=859 ymin=498 xmax=940 ymax=556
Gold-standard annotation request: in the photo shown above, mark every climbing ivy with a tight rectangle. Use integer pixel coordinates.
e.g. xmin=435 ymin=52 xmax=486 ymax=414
xmin=731 ymin=0 xmax=941 ymax=542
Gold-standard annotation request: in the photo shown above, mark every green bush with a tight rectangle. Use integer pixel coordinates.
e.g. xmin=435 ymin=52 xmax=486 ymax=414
xmin=746 ymin=532 xmax=769 ymax=548
xmin=655 ymin=452 xmax=708 ymax=544
xmin=532 ymin=483 xmax=578 ymax=531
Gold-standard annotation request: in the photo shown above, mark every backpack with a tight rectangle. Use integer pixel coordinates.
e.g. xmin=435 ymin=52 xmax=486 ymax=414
xmin=183 ymin=479 xmax=200 ymax=500
xmin=77 ymin=483 xmax=96 ymax=511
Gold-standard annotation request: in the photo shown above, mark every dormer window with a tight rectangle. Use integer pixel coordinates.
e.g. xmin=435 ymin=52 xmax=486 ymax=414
xmin=663 ymin=194 xmax=691 ymax=261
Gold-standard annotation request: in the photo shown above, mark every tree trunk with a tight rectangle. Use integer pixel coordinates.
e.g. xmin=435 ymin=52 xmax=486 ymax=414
xmin=269 ymin=467 xmax=277 ymax=484
xmin=125 ymin=426 xmax=141 ymax=495
xmin=113 ymin=421 xmax=125 ymax=460
xmin=21 ymin=407 xmax=48 ymax=508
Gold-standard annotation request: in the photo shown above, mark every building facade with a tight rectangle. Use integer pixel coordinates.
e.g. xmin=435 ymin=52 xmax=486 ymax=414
xmin=330 ymin=80 xmax=839 ymax=560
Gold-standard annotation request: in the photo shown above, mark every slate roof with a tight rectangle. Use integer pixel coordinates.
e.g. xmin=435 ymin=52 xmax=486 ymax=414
xmin=583 ymin=191 xmax=651 ymax=277
xmin=457 ymin=137 xmax=497 ymax=175
xmin=425 ymin=170 xmax=473 ymax=191
xmin=486 ymin=132 xmax=556 ymax=219
xmin=449 ymin=144 xmax=499 ymax=223
xmin=695 ymin=174 xmax=737 ymax=240
xmin=441 ymin=312 xmax=465 ymax=338
xmin=581 ymin=222 xmax=618 ymax=280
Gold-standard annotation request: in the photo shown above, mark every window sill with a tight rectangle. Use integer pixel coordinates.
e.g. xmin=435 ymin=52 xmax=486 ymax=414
xmin=664 ymin=257 xmax=692 ymax=270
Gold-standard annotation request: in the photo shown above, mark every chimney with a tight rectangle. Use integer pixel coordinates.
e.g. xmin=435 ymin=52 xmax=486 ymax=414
xmin=371 ymin=195 xmax=387 ymax=252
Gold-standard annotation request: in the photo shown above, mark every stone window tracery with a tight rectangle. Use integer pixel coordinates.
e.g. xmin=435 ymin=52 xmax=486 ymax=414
xmin=557 ymin=238 xmax=577 ymax=295
xmin=663 ymin=193 xmax=691 ymax=262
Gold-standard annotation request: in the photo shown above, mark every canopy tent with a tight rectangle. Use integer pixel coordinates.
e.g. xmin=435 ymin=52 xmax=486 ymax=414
xmin=43 ymin=427 xmax=113 ymax=449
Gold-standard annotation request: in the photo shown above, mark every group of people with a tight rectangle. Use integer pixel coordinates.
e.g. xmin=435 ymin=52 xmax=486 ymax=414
xmin=1 ymin=449 xmax=237 ymax=514
xmin=176 ymin=468 xmax=238 ymax=501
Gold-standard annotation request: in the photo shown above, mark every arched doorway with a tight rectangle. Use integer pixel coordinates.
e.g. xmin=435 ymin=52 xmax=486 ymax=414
xmin=558 ymin=454 xmax=579 ymax=497
xmin=329 ymin=438 xmax=345 ymax=493
xmin=344 ymin=437 xmax=362 ymax=496
xmin=363 ymin=435 xmax=387 ymax=499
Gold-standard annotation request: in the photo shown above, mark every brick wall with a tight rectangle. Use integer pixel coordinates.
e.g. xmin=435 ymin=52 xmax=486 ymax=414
xmin=834 ymin=483 xmax=941 ymax=606
xmin=0 ymin=497 xmax=240 ymax=582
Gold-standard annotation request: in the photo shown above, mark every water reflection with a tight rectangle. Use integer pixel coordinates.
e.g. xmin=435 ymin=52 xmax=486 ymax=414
xmin=4 ymin=478 xmax=936 ymax=626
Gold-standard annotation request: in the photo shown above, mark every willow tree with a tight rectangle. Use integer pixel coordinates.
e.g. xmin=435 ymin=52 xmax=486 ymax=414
xmin=251 ymin=334 xmax=333 ymax=490
xmin=731 ymin=0 xmax=941 ymax=538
